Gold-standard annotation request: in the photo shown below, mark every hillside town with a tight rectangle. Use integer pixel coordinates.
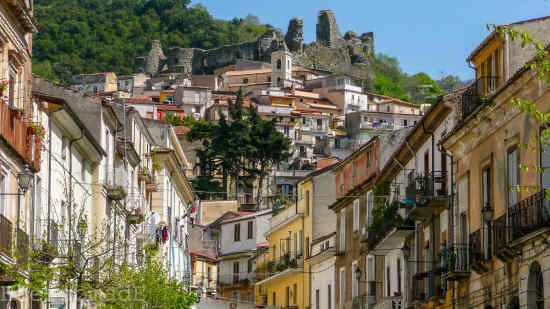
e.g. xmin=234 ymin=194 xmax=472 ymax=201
xmin=1 ymin=1 xmax=550 ymax=309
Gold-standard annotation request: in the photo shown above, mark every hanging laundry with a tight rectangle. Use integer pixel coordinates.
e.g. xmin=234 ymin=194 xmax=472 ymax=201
xmin=162 ymin=226 xmax=168 ymax=243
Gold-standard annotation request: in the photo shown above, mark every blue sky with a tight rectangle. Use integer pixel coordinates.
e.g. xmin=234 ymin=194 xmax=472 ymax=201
xmin=192 ymin=0 xmax=549 ymax=80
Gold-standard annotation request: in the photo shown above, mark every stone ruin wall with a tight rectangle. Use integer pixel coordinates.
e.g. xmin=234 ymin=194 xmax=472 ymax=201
xmin=135 ymin=10 xmax=374 ymax=76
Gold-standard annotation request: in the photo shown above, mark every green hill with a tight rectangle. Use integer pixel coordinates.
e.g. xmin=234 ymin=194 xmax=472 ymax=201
xmin=32 ymin=0 xmax=271 ymax=83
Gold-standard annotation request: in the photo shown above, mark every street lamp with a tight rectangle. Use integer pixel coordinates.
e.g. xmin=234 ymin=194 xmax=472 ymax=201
xmin=401 ymin=243 xmax=410 ymax=261
xmin=481 ymin=202 xmax=494 ymax=222
xmin=18 ymin=165 xmax=33 ymax=194
xmin=0 ymin=165 xmax=34 ymax=230
xmin=481 ymin=202 xmax=494 ymax=259
xmin=354 ymin=266 xmax=363 ymax=282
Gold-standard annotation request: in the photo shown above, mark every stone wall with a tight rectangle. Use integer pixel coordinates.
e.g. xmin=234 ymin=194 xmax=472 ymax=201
xmin=285 ymin=17 xmax=304 ymax=52
xmin=316 ymin=10 xmax=343 ymax=48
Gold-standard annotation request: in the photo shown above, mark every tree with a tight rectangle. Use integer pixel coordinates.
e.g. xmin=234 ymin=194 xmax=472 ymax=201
xmin=187 ymin=88 xmax=290 ymax=204
xmin=248 ymin=104 xmax=291 ymax=204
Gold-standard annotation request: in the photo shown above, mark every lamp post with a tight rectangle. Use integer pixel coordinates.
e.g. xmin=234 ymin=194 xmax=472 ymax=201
xmin=481 ymin=202 xmax=494 ymax=259
xmin=402 ymin=243 xmax=410 ymax=304
xmin=0 ymin=165 xmax=34 ymax=229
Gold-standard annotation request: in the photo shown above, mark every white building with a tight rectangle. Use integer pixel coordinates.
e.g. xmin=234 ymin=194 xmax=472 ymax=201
xmin=217 ymin=209 xmax=272 ymax=302
xmin=310 ymin=233 xmax=336 ymax=309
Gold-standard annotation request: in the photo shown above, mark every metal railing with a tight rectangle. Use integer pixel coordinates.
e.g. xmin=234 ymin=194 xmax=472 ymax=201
xmin=405 ymin=171 xmax=448 ymax=203
xmin=508 ymin=190 xmax=550 ymax=243
xmin=352 ymin=295 xmax=367 ymax=309
xmin=441 ymin=245 xmax=470 ymax=275
xmin=0 ymin=215 xmax=12 ymax=255
xmin=493 ymin=214 xmax=507 ymax=253
xmin=460 ymin=76 xmax=501 ymax=120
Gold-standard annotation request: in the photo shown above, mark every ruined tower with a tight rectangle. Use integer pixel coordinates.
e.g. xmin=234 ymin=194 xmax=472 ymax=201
xmin=271 ymin=42 xmax=292 ymax=88
xmin=145 ymin=40 xmax=166 ymax=75
xmin=316 ymin=9 xmax=343 ymax=47
xmin=285 ymin=18 xmax=304 ymax=52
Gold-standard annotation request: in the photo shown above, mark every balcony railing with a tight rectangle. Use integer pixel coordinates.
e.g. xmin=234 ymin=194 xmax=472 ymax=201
xmin=0 ymin=215 xmax=12 ymax=256
xmin=0 ymin=102 xmax=40 ymax=171
xmin=508 ymin=190 xmax=550 ymax=243
xmin=460 ymin=76 xmax=501 ymax=120
xmin=406 ymin=171 xmax=448 ymax=203
xmin=412 ymin=270 xmax=442 ymax=302
xmin=367 ymin=281 xmax=376 ymax=297
xmin=470 ymin=229 xmax=491 ymax=273
xmin=441 ymin=245 xmax=470 ymax=281
xmin=352 ymin=295 xmax=367 ymax=309
xmin=105 ymin=167 xmax=129 ymax=200
xmin=255 ymin=254 xmax=304 ymax=282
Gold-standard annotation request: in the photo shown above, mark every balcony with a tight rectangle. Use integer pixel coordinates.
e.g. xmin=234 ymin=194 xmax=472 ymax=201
xmin=0 ymin=215 xmax=13 ymax=257
xmin=459 ymin=76 xmax=501 ymax=120
xmin=218 ymin=274 xmax=251 ymax=289
xmin=0 ymin=102 xmax=40 ymax=171
xmin=469 ymin=229 xmax=491 ymax=273
xmin=352 ymin=295 xmax=367 ymax=309
xmin=412 ymin=270 xmax=443 ymax=303
xmin=441 ymin=245 xmax=470 ymax=281
xmin=508 ymin=190 xmax=550 ymax=245
xmin=380 ymin=296 xmax=403 ymax=309
xmin=255 ymin=255 xmax=304 ymax=285
xmin=493 ymin=214 xmax=516 ymax=262
xmin=145 ymin=173 xmax=158 ymax=193
xmin=405 ymin=171 xmax=449 ymax=220
xmin=105 ymin=167 xmax=128 ymax=200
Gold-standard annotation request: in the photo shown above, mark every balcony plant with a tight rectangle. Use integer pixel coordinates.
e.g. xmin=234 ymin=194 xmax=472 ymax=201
xmin=367 ymin=199 xmax=403 ymax=247
xmin=267 ymin=261 xmax=275 ymax=273
xmin=0 ymin=79 xmax=8 ymax=95
xmin=26 ymin=122 xmax=46 ymax=151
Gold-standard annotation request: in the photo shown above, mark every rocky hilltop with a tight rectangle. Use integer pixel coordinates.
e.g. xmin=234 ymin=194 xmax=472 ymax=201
xmin=136 ymin=9 xmax=374 ymax=78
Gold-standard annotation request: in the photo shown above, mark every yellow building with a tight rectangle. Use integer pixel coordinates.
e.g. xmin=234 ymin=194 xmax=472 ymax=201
xmin=191 ymin=251 xmax=218 ymax=297
xmin=255 ymin=178 xmax=313 ymax=309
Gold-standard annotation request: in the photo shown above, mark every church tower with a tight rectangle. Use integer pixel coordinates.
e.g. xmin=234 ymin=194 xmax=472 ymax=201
xmin=270 ymin=42 xmax=293 ymax=88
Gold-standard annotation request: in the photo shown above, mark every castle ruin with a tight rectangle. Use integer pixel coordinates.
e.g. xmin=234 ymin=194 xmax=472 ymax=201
xmin=135 ymin=9 xmax=374 ymax=76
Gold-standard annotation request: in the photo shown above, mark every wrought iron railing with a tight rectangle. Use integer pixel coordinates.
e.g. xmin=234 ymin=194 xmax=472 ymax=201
xmin=367 ymin=281 xmax=376 ymax=297
xmin=352 ymin=295 xmax=367 ymax=309
xmin=508 ymin=190 xmax=550 ymax=243
xmin=493 ymin=214 xmax=507 ymax=253
xmin=441 ymin=245 xmax=470 ymax=275
xmin=0 ymin=215 xmax=12 ymax=256
xmin=460 ymin=76 xmax=501 ymax=120
xmin=469 ymin=229 xmax=485 ymax=261
xmin=405 ymin=171 xmax=448 ymax=203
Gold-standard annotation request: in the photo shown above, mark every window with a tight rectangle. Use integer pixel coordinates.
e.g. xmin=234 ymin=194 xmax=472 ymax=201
xmin=366 ymin=149 xmax=371 ymax=167
xmin=366 ymin=191 xmax=374 ymax=227
xmin=306 ymin=237 xmax=310 ymax=257
xmin=328 ymin=284 xmax=332 ymax=309
xmin=316 ymin=289 xmax=320 ymax=309
xmin=243 ymin=78 xmax=249 ymax=84
xmin=386 ymin=266 xmax=391 ymax=297
xmin=286 ymin=286 xmax=290 ymax=306
xmin=353 ymin=199 xmax=360 ymax=232
xmin=366 ymin=255 xmax=375 ymax=295
xmin=0 ymin=170 xmax=5 ymax=216
xmin=424 ymin=150 xmax=430 ymax=176
xmin=233 ymin=262 xmax=239 ymax=283
xmin=293 ymin=283 xmax=297 ymax=304
xmin=273 ymin=292 xmax=276 ymax=306
xmin=284 ymin=126 xmax=290 ymax=136
xmin=340 ymin=210 xmax=346 ymax=251
xmin=339 ymin=267 xmax=346 ymax=306
xmin=294 ymin=232 xmax=298 ymax=256
xmin=234 ymin=223 xmax=241 ymax=242
xmin=403 ymin=119 xmax=408 ymax=127
xmin=508 ymin=148 xmax=519 ymax=206
xmin=299 ymin=230 xmax=303 ymax=255
xmin=386 ymin=106 xmax=390 ymax=112
xmin=277 ymin=59 xmax=282 ymax=69
xmin=247 ymin=221 xmax=253 ymax=239
xmin=306 ymin=191 xmax=310 ymax=216
xmin=397 ymin=258 xmax=402 ymax=293
xmin=482 ymin=166 xmax=492 ymax=259
xmin=352 ymin=261 xmax=358 ymax=298
xmin=207 ymin=266 xmax=212 ymax=280
xmin=248 ymin=260 xmax=252 ymax=273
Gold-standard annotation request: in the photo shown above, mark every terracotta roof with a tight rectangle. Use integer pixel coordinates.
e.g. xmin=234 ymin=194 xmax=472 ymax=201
xmin=174 ymin=126 xmax=191 ymax=135
xmin=190 ymin=250 xmax=217 ymax=261
xmin=123 ymin=98 xmax=154 ymax=104
xmin=191 ymin=75 xmax=218 ymax=88
xmin=307 ymin=103 xmax=339 ymax=110
xmin=317 ymin=157 xmax=340 ymax=169
xmin=224 ymin=69 xmax=271 ymax=76
xmin=156 ymin=105 xmax=183 ymax=111
xmin=257 ymin=241 xmax=269 ymax=247
xmin=468 ymin=16 xmax=550 ymax=62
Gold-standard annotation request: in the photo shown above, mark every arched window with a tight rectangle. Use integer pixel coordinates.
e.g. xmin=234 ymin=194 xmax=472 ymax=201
xmin=306 ymin=190 xmax=310 ymax=216
xmin=528 ymin=262 xmax=545 ymax=309
xmin=277 ymin=59 xmax=282 ymax=69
